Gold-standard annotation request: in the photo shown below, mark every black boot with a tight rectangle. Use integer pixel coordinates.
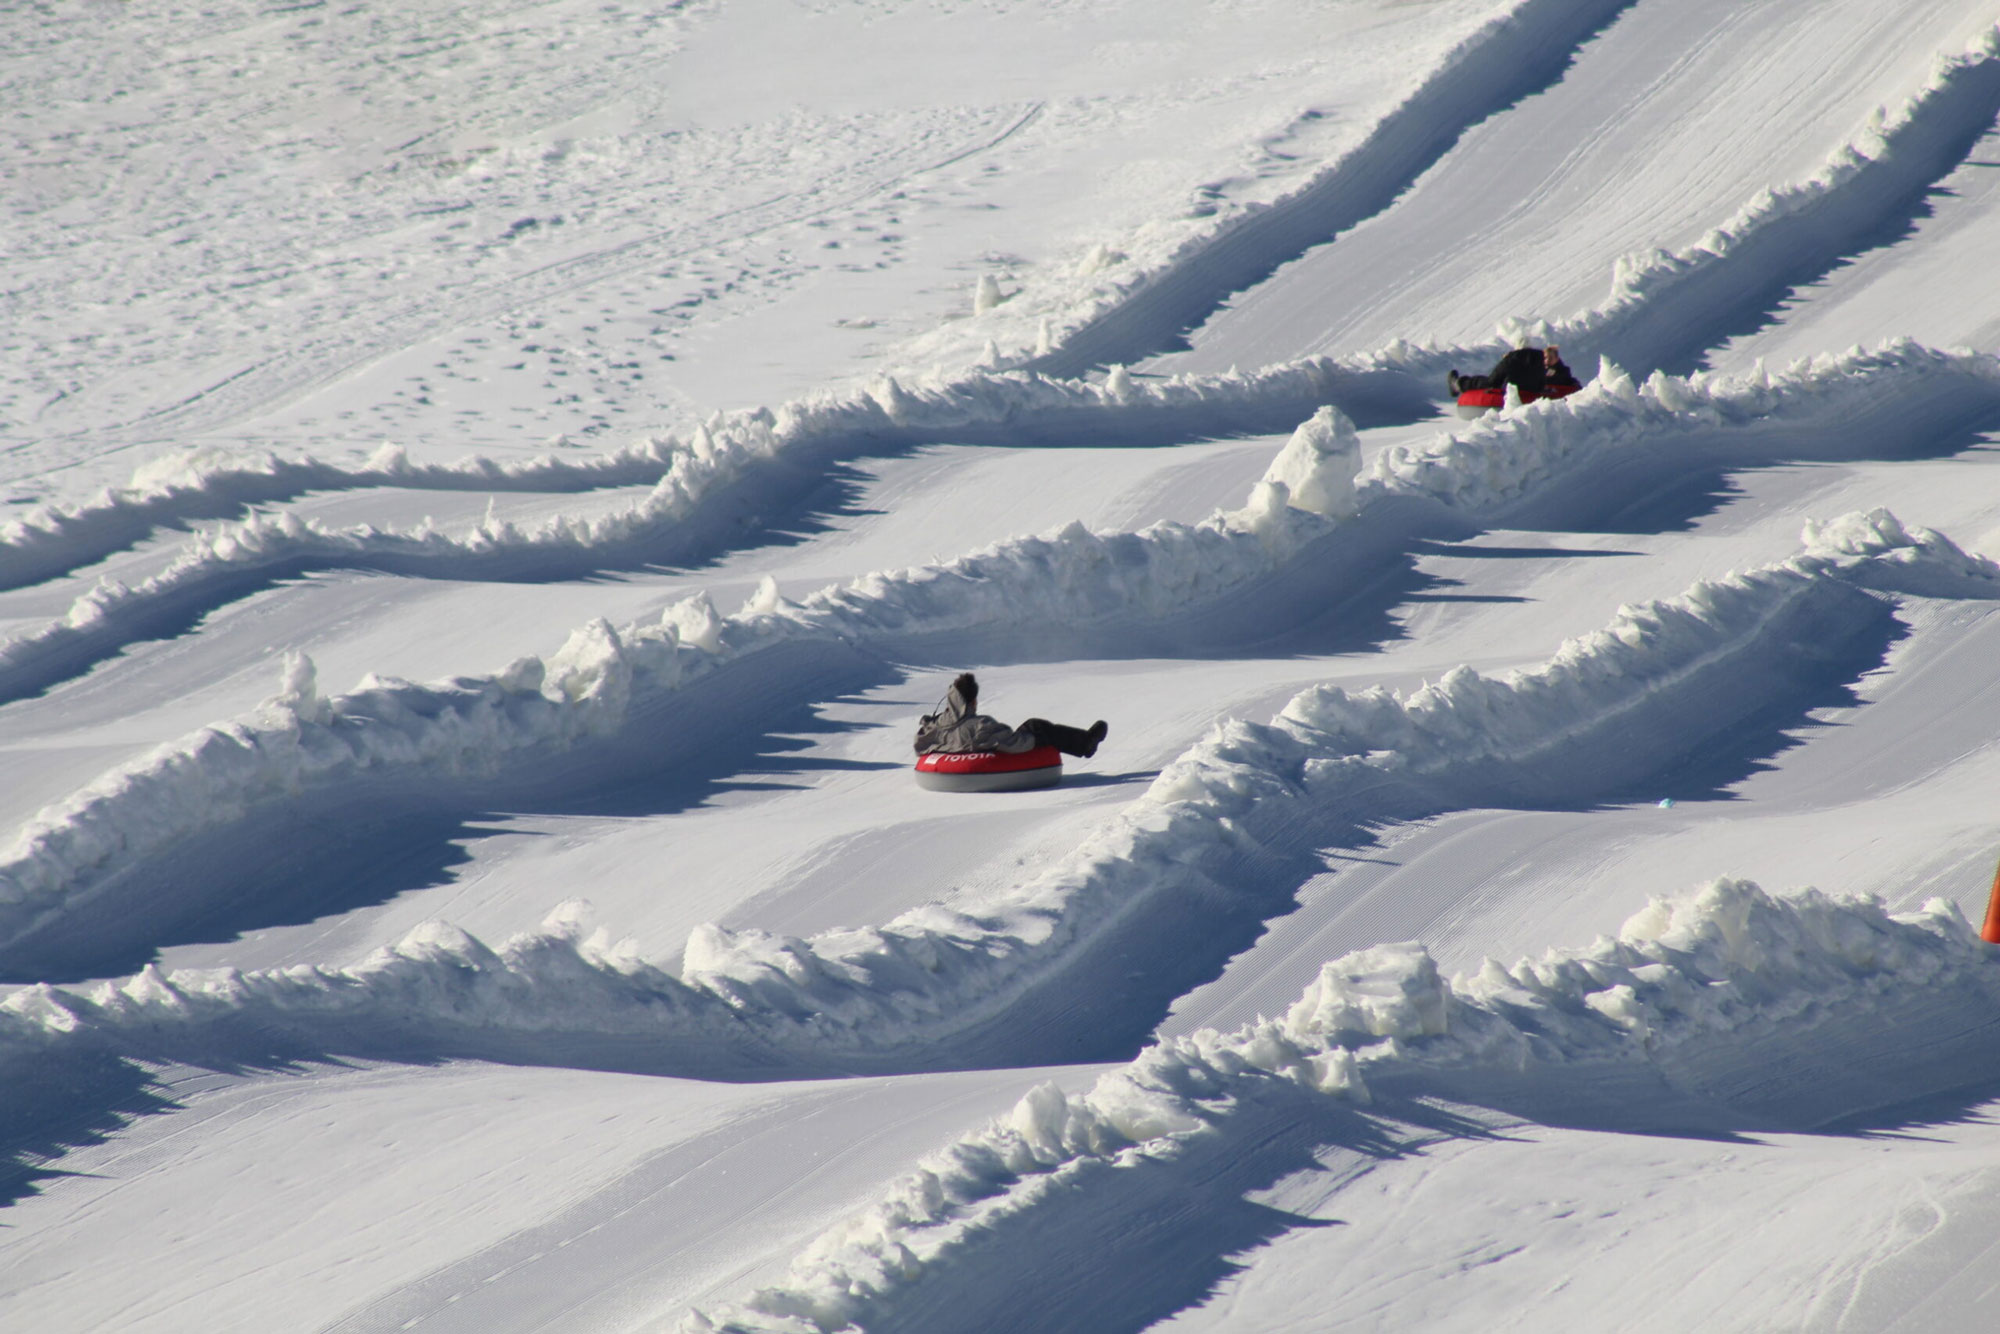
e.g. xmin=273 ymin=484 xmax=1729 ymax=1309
xmin=1447 ymin=370 xmax=1462 ymax=395
xmin=1083 ymin=720 xmax=1108 ymax=758
xmin=1023 ymin=718 xmax=1103 ymax=759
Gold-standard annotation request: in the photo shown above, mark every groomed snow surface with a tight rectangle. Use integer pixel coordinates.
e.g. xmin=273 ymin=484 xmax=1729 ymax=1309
xmin=9 ymin=1 xmax=2000 ymax=1331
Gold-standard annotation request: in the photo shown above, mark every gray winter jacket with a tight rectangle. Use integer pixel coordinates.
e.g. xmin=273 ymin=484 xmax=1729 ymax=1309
xmin=913 ymin=679 xmax=1037 ymax=755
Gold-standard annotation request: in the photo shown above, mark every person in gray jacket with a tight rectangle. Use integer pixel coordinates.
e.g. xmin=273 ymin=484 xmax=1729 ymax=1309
xmin=914 ymin=673 xmax=1108 ymax=758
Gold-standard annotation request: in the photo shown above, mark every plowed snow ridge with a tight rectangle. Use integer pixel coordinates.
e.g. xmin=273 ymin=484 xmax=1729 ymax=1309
xmin=7 ymin=21 xmax=1993 ymax=599
xmin=4 ymin=508 xmax=1994 ymax=1080
xmin=10 ymin=2 xmax=2000 ymax=1329
xmin=690 ymin=878 xmax=2000 ymax=1333
xmin=5 ymin=344 xmax=1996 ymax=963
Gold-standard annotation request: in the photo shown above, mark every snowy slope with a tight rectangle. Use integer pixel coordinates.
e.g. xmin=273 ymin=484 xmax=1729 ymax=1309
xmin=8 ymin=1 xmax=2000 ymax=1331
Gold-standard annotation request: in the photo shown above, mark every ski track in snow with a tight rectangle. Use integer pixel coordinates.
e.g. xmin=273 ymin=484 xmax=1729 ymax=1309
xmin=10 ymin=2 xmax=2000 ymax=1331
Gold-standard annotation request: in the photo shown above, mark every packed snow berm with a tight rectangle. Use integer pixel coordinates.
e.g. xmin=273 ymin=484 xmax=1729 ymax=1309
xmin=7 ymin=2 xmax=2000 ymax=1331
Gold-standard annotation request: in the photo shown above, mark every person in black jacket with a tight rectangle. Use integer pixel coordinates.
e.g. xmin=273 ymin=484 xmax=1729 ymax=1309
xmin=914 ymin=673 xmax=1107 ymax=758
xmin=1449 ymin=344 xmax=1577 ymax=396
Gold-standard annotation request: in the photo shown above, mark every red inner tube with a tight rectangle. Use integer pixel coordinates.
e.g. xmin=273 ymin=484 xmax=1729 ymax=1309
xmin=1456 ymin=382 xmax=1581 ymax=409
xmin=915 ymin=745 xmax=1063 ymax=774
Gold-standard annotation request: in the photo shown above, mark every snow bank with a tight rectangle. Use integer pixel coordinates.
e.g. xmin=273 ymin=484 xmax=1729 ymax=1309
xmin=894 ymin=9 xmax=1999 ymax=387
xmin=684 ymin=879 xmax=2000 ymax=1333
xmin=1363 ymin=340 xmax=2000 ymax=515
xmin=0 ymin=439 xmax=676 ymax=591
xmin=0 ymin=618 xmax=728 ymax=949
xmin=19 ymin=17 xmax=1989 ymax=616
xmin=5 ymin=515 xmax=1992 ymax=1078
xmin=9 ymin=331 xmax=1997 ymax=949
xmin=1346 ymin=22 xmax=2000 ymax=387
xmin=0 ymin=900 xmax=743 ymax=1072
xmin=1582 ymin=24 xmax=2000 ymax=360
xmin=16 ymin=329 xmax=1996 ymax=711
xmin=0 ymin=357 xmax=1363 ymax=703
xmin=0 ymin=399 xmax=1359 ymax=951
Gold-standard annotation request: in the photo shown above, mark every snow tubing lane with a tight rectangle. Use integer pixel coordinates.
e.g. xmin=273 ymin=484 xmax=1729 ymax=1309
xmin=914 ymin=745 xmax=1064 ymax=792
xmin=1454 ymin=381 xmax=1581 ymax=418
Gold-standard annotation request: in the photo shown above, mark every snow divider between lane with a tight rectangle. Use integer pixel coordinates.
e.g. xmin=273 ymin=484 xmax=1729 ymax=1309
xmin=1364 ymin=340 xmax=2000 ymax=515
xmin=673 ymin=509 xmax=1999 ymax=1046
xmin=0 ymin=360 xmax=1368 ymax=702
xmin=12 ymin=308 xmax=1998 ymax=712
xmin=1328 ymin=21 xmax=2000 ymax=392
xmin=0 ymin=440 xmax=677 ymax=592
xmin=10 ymin=328 xmax=1997 ymax=716
xmin=3 ymin=509 xmax=1995 ymax=1083
xmin=17 ymin=18 xmax=1994 ymax=609
xmin=5 ymin=341 xmax=1999 ymax=955
xmin=965 ymin=0 xmax=1637 ymax=379
xmin=0 ymin=407 xmax=1364 ymax=956
xmin=682 ymin=878 xmax=2000 ymax=1333
xmin=908 ymin=14 xmax=2000 ymax=390
xmin=1574 ymin=23 xmax=2000 ymax=374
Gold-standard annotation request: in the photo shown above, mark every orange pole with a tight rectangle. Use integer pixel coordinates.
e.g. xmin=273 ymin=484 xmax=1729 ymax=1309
xmin=1983 ymin=856 xmax=2000 ymax=944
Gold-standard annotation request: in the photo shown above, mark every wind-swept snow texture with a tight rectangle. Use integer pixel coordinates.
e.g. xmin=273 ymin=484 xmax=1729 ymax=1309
xmin=10 ymin=1 xmax=2000 ymax=1331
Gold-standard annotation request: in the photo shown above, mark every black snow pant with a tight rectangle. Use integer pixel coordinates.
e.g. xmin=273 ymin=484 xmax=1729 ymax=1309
xmin=1022 ymin=718 xmax=1099 ymax=758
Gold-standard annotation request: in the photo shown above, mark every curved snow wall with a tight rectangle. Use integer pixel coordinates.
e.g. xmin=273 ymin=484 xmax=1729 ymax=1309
xmin=16 ymin=22 xmax=1996 ymax=606
xmin=4 ymin=345 xmax=2000 ymax=978
xmin=4 ymin=507 xmax=1997 ymax=1083
xmin=0 ymin=441 xmax=675 ymax=593
xmin=684 ymin=878 xmax=2000 ymax=1334
xmin=9 ymin=335 xmax=2000 ymax=714
xmin=1568 ymin=26 xmax=2000 ymax=377
xmin=1023 ymin=16 xmax=2000 ymax=382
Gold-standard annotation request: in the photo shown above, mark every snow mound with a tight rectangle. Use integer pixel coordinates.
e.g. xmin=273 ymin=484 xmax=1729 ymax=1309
xmin=1365 ymin=340 xmax=2000 ymax=515
xmin=0 ymin=439 xmax=676 ymax=591
xmin=687 ymin=879 xmax=2000 ymax=1333
xmin=1258 ymin=404 xmax=1362 ymax=519
xmin=20 ymin=20 xmax=1994 ymax=614
xmin=0 ymin=395 xmax=1371 ymax=947
xmin=5 ymin=514 xmax=1992 ymax=1074
xmin=1590 ymin=25 xmax=2000 ymax=353
xmin=7 ymin=329 xmax=1997 ymax=961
